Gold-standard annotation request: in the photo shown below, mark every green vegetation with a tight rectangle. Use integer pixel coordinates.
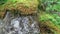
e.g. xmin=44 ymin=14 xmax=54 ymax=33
xmin=38 ymin=0 xmax=60 ymax=34
xmin=0 ymin=0 xmax=60 ymax=34
xmin=0 ymin=0 xmax=7 ymax=5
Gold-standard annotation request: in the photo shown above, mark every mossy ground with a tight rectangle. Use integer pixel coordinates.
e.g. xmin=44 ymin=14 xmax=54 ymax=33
xmin=0 ymin=0 xmax=60 ymax=34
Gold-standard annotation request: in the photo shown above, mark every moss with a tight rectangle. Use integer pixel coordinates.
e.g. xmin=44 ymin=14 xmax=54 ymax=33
xmin=0 ymin=0 xmax=39 ymax=15
xmin=0 ymin=0 xmax=7 ymax=5
xmin=38 ymin=10 xmax=60 ymax=34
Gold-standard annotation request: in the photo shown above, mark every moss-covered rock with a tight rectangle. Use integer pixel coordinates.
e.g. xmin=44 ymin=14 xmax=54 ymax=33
xmin=0 ymin=11 xmax=5 ymax=19
xmin=0 ymin=0 xmax=39 ymax=14
xmin=0 ymin=0 xmax=39 ymax=18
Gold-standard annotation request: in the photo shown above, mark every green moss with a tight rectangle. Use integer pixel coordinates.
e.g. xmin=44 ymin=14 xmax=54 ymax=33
xmin=0 ymin=0 xmax=7 ymax=5
xmin=3 ymin=0 xmax=39 ymax=8
xmin=38 ymin=11 xmax=60 ymax=34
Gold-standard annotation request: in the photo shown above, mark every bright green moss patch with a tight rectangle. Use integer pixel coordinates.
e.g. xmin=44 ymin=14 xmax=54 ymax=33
xmin=38 ymin=11 xmax=60 ymax=29
xmin=38 ymin=11 xmax=60 ymax=34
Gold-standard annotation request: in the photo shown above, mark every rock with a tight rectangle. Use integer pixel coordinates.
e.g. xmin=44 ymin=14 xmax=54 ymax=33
xmin=3 ymin=16 xmax=40 ymax=34
xmin=0 ymin=19 xmax=5 ymax=34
